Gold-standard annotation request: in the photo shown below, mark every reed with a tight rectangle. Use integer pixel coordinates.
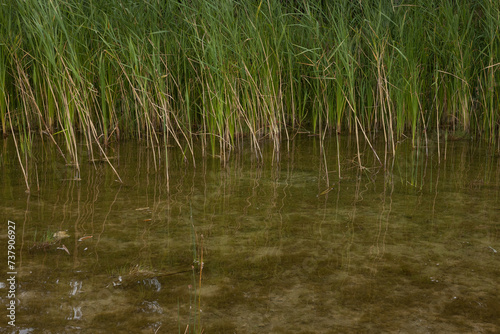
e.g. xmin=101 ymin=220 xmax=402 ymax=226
xmin=1 ymin=0 xmax=499 ymax=186
xmin=479 ymin=0 xmax=500 ymax=142
xmin=0 ymin=46 xmax=7 ymax=137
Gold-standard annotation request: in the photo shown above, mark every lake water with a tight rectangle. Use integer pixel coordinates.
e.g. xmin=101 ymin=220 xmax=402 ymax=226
xmin=0 ymin=136 xmax=499 ymax=333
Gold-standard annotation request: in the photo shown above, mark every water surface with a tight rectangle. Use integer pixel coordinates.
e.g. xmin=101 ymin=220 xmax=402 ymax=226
xmin=0 ymin=136 xmax=499 ymax=333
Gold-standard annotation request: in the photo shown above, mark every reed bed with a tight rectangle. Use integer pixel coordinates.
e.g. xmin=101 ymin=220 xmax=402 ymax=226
xmin=1 ymin=0 xmax=499 ymax=176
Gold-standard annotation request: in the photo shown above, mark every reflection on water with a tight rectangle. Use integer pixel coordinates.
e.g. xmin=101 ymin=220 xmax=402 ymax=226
xmin=0 ymin=136 xmax=499 ymax=333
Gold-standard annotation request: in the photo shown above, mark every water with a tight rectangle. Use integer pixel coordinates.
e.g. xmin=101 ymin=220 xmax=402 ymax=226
xmin=0 ymin=136 xmax=499 ymax=333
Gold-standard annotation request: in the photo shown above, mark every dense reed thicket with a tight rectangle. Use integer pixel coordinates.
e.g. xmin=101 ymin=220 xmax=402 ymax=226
xmin=1 ymin=0 xmax=499 ymax=166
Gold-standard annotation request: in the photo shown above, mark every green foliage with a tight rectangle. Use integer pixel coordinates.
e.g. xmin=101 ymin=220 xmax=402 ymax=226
xmin=1 ymin=0 xmax=499 ymax=166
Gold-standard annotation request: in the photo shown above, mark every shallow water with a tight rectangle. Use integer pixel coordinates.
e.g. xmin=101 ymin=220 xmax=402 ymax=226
xmin=0 ymin=136 xmax=499 ymax=333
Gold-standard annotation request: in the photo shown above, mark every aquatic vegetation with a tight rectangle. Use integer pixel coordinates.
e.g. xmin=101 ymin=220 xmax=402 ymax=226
xmin=29 ymin=230 xmax=70 ymax=253
xmin=1 ymin=0 xmax=499 ymax=186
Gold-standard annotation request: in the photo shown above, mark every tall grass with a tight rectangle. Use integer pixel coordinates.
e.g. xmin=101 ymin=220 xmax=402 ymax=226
xmin=1 ymin=0 xmax=499 ymax=187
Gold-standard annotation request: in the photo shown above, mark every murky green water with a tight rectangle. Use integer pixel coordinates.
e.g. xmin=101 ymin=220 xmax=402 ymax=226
xmin=0 ymin=136 xmax=499 ymax=333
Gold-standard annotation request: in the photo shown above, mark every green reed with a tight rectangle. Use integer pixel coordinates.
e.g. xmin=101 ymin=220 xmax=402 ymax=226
xmin=479 ymin=0 xmax=500 ymax=142
xmin=1 ymin=0 xmax=499 ymax=187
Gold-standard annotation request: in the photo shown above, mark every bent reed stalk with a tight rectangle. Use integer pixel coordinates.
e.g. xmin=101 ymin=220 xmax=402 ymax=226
xmin=1 ymin=0 xmax=499 ymax=185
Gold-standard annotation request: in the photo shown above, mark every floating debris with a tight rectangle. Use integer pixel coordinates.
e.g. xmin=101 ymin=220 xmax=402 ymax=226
xmin=57 ymin=244 xmax=70 ymax=255
xmin=108 ymin=264 xmax=192 ymax=289
xmin=319 ymin=183 xmax=336 ymax=196
xmin=53 ymin=231 xmax=70 ymax=241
